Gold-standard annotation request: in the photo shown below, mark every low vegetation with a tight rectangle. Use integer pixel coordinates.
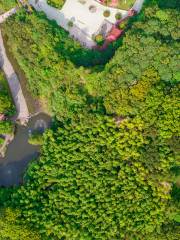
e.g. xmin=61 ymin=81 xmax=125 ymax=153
xmin=28 ymin=131 xmax=44 ymax=145
xmin=0 ymin=71 xmax=15 ymax=136
xmin=0 ymin=207 xmax=40 ymax=240
xmin=0 ymin=121 xmax=14 ymax=135
xmin=0 ymin=71 xmax=15 ymax=116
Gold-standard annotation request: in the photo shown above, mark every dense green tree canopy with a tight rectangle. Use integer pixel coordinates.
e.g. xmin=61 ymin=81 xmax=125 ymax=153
xmin=0 ymin=207 xmax=40 ymax=240
xmin=0 ymin=0 xmax=179 ymax=239
xmin=12 ymin=106 xmax=179 ymax=239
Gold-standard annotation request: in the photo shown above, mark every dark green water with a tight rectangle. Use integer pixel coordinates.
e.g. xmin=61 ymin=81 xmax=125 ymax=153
xmin=0 ymin=113 xmax=51 ymax=186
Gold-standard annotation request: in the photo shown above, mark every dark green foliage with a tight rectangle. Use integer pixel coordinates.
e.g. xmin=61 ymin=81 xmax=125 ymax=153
xmin=47 ymin=0 xmax=65 ymax=9
xmin=148 ymin=0 xmax=180 ymax=9
xmin=0 ymin=71 xmax=15 ymax=116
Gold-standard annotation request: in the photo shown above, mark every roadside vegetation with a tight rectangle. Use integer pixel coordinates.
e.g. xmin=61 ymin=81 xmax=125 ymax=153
xmin=0 ymin=0 xmax=179 ymax=239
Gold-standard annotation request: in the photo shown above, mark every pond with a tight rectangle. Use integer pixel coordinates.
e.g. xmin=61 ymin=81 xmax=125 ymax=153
xmin=0 ymin=113 xmax=51 ymax=187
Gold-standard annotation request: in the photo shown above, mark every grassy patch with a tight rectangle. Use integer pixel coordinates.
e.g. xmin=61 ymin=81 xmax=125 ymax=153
xmin=28 ymin=131 xmax=44 ymax=146
xmin=47 ymin=0 xmax=65 ymax=9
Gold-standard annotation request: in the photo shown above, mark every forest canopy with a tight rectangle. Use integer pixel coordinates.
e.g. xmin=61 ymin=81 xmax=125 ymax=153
xmin=0 ymin=0 xmax=179 ymax=239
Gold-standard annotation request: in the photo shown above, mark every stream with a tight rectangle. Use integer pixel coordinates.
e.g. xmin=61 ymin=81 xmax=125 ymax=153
xmin=0 ymin=113 xmax=51 ymax=187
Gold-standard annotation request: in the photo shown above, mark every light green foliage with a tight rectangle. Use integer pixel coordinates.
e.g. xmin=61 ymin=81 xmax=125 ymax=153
xmin=0 ymin=121 xmax=14 ymax=135
xmin=0 ymin=0 xmax=16 ymax=14
xmin=0 ymin=208 xmax=41 ymax=240
xmin=47 ymin=0 xmax=65 ymax=9
xmin=28 ymin=131 xmax=44 ymax=145
xmin=12 ymin=113 xmax=178 ymax=239
xmin=104 ymin=0 xmax=135 ymax=10
xmin=0 ymin=137 xmax=4 ymax=146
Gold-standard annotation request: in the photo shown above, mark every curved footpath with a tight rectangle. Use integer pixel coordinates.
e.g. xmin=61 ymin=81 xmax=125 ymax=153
xmin=0 ymin=11 xmax=29 ymax=123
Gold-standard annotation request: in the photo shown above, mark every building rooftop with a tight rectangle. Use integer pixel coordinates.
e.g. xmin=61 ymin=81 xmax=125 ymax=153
xmin=29 ymin=0 xmax=128 ymax=48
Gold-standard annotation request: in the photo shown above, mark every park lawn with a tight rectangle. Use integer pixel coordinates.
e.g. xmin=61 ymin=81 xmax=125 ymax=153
xmin=0 ymin=0 xmax=17 ymax=14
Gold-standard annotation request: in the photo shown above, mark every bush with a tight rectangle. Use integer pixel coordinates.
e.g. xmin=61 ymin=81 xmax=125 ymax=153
xmin=0 ymin=137 xmax=5 ymax=146
xmin=118 ymin=22 xmax=127 ymax=29
xmin=115 ymin=12 xmax=122 ymax=20
xmin=67 ymin=21 xmax=73 ymax=28
xmin=28 ymin=132 xmax=44 ymax=146
xmin=0 ymin=121 xmax=13 ymax=135
xmin=47 ymin=0 xmax=65 ymax=9
xmin=103 ymin=10 xmax=110 ymax=17
xmin=0 ymin=0 xmax=16 ymax=14
xmin=94 ymin=34 xmax=104 ymax=45
xmin=0 ymin=72 xmax=15 ymax=116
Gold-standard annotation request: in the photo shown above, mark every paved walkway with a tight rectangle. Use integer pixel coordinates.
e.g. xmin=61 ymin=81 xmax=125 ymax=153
xmin=0 ymin=29 xmax=29 ymax=123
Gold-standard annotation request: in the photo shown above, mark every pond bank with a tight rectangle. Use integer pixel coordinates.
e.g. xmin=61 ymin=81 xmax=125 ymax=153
xmin=0 ymin=113 xmax=52 ymax=187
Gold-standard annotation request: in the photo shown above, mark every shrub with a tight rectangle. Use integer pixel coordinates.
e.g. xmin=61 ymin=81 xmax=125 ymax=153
xmin=115 ymin=12 xmax=122 ymax=20
xmin=0 ymin=72 xmax=15 ymax=116
xmin=0 ymin=121 xmax=13 ymax=135
xmin=28 ymin=132 xmax=44 ymax=146
xmin=47 ymin=0 xmax=65 ymax=9
xmin=94 ymin=34 xmax=104 ymax=45
xmin=0 ymin=137 xmax=5 ymax=146
xmin=67 ymin=21 xmax=73 ymax=28
xmin=103 ymin=10 xmax=110 ymax=17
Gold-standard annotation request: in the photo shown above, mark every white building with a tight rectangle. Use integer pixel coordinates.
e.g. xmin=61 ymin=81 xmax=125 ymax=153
xmin=29 ymin=0 xmax=128 ymax=48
